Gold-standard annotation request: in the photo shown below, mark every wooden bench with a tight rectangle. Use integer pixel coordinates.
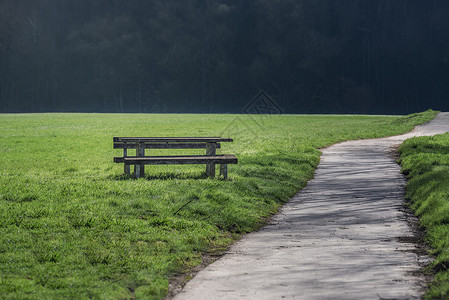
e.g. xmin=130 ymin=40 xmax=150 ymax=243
xmin=113 ymin=137 xmax=238 ymax=179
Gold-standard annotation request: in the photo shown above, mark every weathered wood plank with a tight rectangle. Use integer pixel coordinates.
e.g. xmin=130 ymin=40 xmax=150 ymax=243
xmin=114 ymin=155 xmax=238 ymax=165
xmin=114 ymin=137 xmax=233 ymax=143
xmin=114 ymin=143 xmax=221 ymax=149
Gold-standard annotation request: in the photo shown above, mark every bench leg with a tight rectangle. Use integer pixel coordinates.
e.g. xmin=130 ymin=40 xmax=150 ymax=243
xmin=220 ymin=164 xmax=227 ymax=179
xmin=134 ymin=164 xmax=145 ymax=179
xmin=206 ymin=142 xmax=216 ymax=178
xmin=140 ymin=164 xmax=145 ymax=178
xmin=135 ymin=165 xmax=140 ymax=179
xmin=125 ymin=164 xmax=130 ymax=175
xmin=206 ymin=163 xmax=216 ymax=177
xmin=210 ymin=164 xmax=216 ymax=178
xmin=123 ymin=149 xmax=131 ymax=175
xmin=135 ymin=142 xmax=145 ymax=179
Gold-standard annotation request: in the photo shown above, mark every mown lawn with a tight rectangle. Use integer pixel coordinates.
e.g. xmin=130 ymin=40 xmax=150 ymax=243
xmin=399 ymin=131 xmax=449 ymax=299
xmin=0 ymin=111 xmax=436 ymax=299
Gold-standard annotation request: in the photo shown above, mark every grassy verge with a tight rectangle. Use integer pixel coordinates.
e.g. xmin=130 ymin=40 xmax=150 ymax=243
xmin=399 ymin=131 xmax=449 ymax=299
xmin=0 ymin=110 xmax=436 ymax=299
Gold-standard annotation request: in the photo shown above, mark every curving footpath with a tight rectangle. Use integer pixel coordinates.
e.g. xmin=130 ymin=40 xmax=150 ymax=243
xmin=173 ymin=113 xmax=449 ymax=300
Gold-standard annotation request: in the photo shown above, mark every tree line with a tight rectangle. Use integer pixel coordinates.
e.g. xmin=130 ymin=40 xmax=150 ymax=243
xmin=1 ymin=0 xmax=448 ymax=114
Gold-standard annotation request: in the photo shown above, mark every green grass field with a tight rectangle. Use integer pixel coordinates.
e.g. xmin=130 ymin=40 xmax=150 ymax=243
xmin=399 ymin=132 xmax=449 ymax=299
xmin=0 ymin=111 xmax=436 ymax=299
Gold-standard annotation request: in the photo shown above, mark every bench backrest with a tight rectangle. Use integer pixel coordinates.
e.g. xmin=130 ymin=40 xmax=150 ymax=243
xmin=113 ymin=142 xmax=221 ymax=150
xmin=113 ymin=137 xmax=232 ymax=143
xmin=113 ymin=137 xmax=232 ymax=150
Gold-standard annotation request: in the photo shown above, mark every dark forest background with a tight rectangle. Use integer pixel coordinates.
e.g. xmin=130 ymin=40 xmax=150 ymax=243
xmin=1 ymin=1 xmax=448 ymax=114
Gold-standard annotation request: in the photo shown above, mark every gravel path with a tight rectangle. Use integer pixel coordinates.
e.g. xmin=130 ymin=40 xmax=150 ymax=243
xmin=173 ymin=113 xmax=449 ymax=300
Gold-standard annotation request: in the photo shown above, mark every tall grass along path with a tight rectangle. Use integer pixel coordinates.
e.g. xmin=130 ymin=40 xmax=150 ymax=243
xmin=174 ymin=113 xmax=449 ymax=300
xmin=398 ymin=125 xmax=449 ymax=298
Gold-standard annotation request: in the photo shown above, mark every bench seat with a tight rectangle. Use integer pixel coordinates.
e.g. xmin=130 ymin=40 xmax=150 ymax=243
xmin=114 ymin=154 xmax=237 ymax=165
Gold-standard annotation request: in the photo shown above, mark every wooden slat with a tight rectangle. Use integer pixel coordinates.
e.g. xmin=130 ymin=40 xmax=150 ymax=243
xmin=113 ymin=143 xmax=221 ymax=149
xmin=114 ymin=155 xmax=238 ymax=165
xmin=113 ymin=137 xmax=233 ymax=143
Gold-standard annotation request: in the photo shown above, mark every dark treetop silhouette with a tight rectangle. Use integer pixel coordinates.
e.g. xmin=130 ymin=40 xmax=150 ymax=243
xmin=1 ymin=0 xmax=448 ymax=114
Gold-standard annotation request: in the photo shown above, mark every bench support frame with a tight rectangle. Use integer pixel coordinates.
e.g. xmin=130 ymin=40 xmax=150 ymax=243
xmin=220 ymin=164 xmax=227 ymax=178
xmin=123 ymin=149 xmax=130 ymax=175
xmin=134 ymin=143 xmax=145 ymax=179
xmin=206 ymin=143 xmax=216 ymax=177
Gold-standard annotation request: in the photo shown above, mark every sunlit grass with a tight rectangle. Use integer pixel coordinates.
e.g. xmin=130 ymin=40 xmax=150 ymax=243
xmin=399 ymin=132 xmax=449 ymax=299
xmin=0 ymin=110 xmax=436 ymax=299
